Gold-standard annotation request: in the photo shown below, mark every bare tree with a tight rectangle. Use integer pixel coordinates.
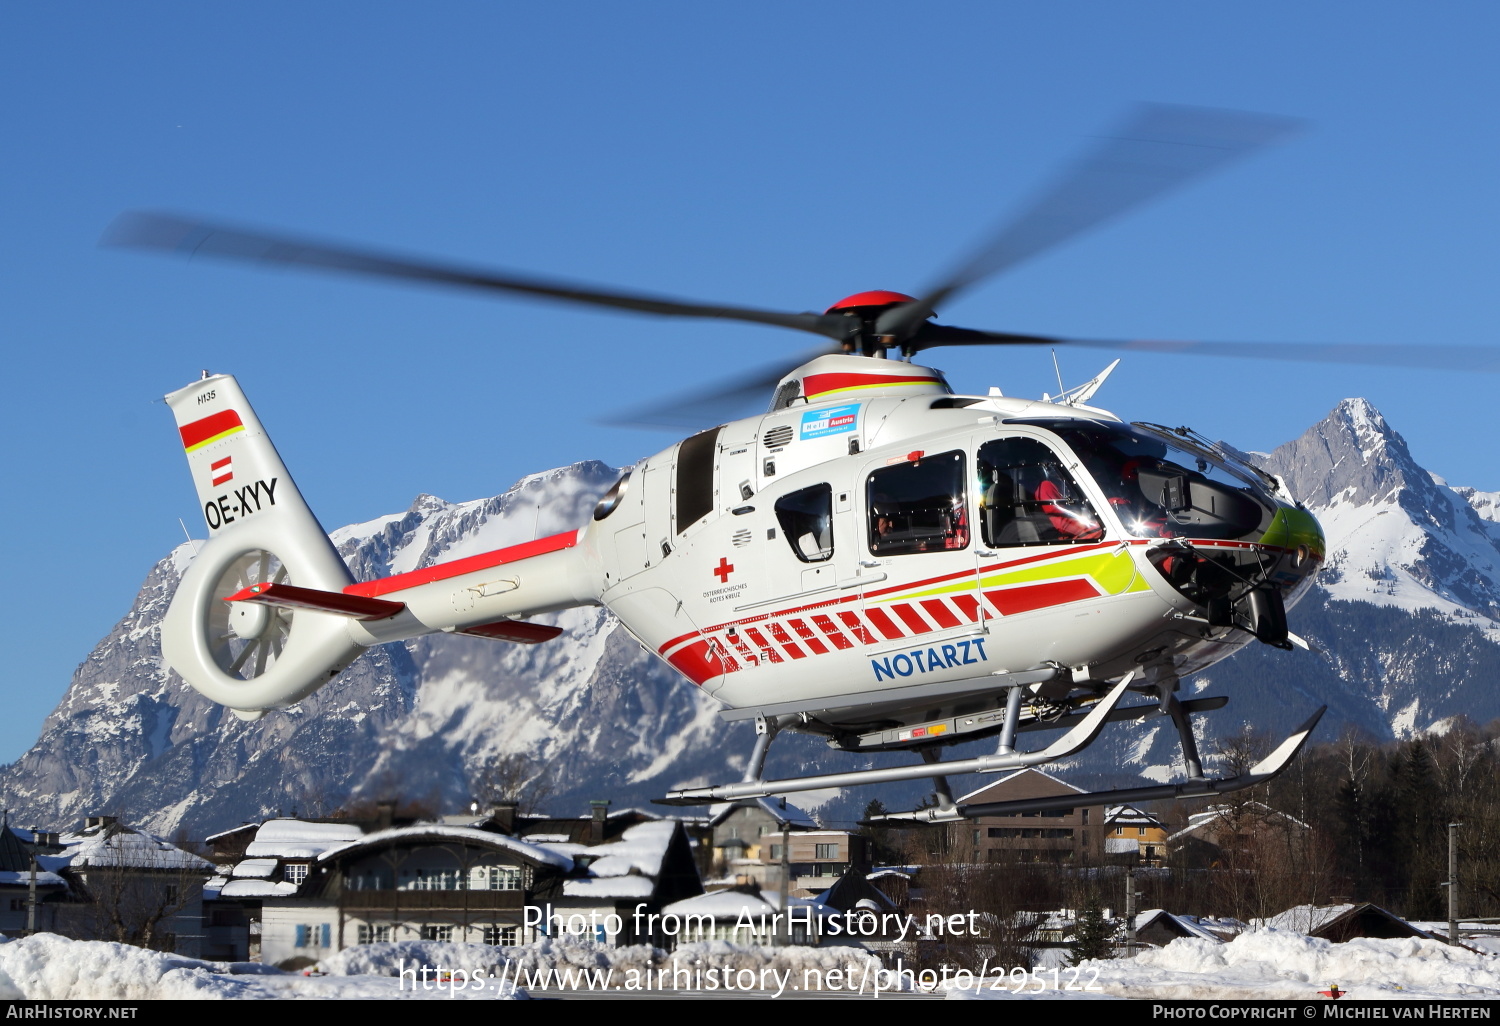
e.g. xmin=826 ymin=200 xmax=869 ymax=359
xmin=63 ymin=824 xmax=209 ymax=951
xmin=469 ymin=752 xmax=555 ymax=816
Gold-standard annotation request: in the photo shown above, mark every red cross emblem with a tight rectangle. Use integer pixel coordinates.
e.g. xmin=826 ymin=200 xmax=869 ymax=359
xmin=712 ymin=557 xmax=735 ymax=583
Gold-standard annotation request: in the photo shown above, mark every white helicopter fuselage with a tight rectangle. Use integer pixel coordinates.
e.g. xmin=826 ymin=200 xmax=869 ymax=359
xmin=161 ymin=355 xmax=1323 ymax=750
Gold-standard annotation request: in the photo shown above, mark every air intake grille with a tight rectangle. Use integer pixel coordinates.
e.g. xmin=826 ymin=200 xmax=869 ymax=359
xmin=763 ymin=425 xmax=794 ymax=448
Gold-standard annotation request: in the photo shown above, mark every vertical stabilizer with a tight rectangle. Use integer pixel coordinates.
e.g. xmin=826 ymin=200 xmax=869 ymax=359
xmin=161 ymin=374 xmax=361 ymax=716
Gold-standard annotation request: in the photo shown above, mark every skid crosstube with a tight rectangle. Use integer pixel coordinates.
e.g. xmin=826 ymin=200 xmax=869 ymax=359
xmin=871 ymin=705 xmax=1326 ymax=824
xmin=655 ymin=676 xmax=1136 ymax=806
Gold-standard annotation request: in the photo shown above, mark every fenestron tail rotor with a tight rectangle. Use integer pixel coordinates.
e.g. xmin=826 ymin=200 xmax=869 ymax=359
xmin=208 ymin=550 xmax=291 ymax=680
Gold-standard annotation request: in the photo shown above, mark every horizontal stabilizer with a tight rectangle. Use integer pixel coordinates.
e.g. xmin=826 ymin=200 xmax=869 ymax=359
xmin=225 ymin=582 xmax=405 ymax=621
xmin=455 ymin=619 xmax=564 ymax=645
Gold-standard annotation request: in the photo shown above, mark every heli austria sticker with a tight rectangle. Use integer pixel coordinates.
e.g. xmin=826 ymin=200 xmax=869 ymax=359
xmin=800 ymin=403 xmax=860 ymax=440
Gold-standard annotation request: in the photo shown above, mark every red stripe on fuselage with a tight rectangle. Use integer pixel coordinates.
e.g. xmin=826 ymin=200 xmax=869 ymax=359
xmin=864 ymin=606 xmax=905 ymax=640
xmin=987 ymin=579 xmax=1100 ymax=616
xmin=837 ymin=610 xmax=877 ymax=645
xmin=345 ymin=530 xmax=579 ymax=598
xmin=891 ymin=603 xmax=930 ymax=634
xmin=801 ymin=371 xmax=942 ymax=396
xmin=920 ymin=599 xmax=960 ymax=629
xmin=811 ymin=614 xmax=853 ymax=649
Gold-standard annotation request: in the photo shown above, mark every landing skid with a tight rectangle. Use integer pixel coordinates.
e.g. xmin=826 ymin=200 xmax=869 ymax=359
xmin=872 ymin=705 xmax=1326 ymax=823
xmin=655 ymin=675 xmax=1136 ymax=806
xmin=654 ymin=665 xmax=1325 ymax=820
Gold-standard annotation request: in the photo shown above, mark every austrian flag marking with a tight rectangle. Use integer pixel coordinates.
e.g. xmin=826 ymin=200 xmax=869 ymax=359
xmin=210 ymin=456 xmax=233 ymax=487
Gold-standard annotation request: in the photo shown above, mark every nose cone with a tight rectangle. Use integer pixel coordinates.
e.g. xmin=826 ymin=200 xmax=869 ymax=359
xmin=1260 ymin=506 xmax=1326 ymax=562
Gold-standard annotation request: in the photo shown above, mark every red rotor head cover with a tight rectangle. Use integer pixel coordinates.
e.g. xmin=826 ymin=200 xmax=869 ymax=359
xmin=824 ymin=290 xmax=919 ymax=314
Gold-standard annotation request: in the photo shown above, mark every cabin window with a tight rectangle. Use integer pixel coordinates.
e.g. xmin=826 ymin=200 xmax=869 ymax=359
xmin=978 ymin=437 xmax=1102 ymax=547
xmin=866 ymin=450 xmax=969 ymax=556
xmin=675 ymin=427 xmax=722 ymax=532
xmin=775 ymin=483 xmax=834 ymax=562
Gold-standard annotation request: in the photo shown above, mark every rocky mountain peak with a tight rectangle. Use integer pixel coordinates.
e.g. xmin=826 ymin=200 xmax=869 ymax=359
xmin=1263 ymin=398 xmax=1429 ymax=511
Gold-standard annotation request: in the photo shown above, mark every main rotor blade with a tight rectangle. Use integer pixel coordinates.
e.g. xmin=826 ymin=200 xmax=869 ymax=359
xmin=604 ymin=344 xmax=839 ymax=430
xmin=876 ymin=104 xmax=1302 ymax=340
xmin=103 ymin=211 xmax=849 ymax=340
xmin=911 ymin=323 xmax=1500 ymax=373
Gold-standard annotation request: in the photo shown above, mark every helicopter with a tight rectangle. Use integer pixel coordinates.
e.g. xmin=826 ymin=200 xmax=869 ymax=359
xmin=109 ymin=105 xmax=1500 ymax=823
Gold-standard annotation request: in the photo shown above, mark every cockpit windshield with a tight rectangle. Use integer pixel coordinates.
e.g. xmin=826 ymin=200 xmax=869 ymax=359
xmin=1013 ymin=420 xmax=1276 ymax=541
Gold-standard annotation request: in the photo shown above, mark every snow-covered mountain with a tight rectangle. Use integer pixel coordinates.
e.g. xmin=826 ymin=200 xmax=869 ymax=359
xmin=6 ymin=400 xmax=1500 ymax=836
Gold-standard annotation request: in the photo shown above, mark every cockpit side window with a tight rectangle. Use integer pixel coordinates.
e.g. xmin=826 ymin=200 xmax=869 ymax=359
xmin=867 ymin=451 xmax=969 ymax=556
xmin=978 ymin=437 xmax=1102 ymax=546
xmin=775 ymin=483 xmax=834 ymax=563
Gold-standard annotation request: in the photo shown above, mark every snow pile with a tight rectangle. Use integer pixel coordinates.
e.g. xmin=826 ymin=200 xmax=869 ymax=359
xmin=0 ymin=934 xmax=270 ymax=1000
xmin=321 ymin=937 xmax=627 ymax=979
xmin=949 ymin=929 xmax=1500 ymax=1000
xmin=0 ymin=934 xmax=525 ymax=1000
xmin=321 ymin=936 xmax=900 ymax=992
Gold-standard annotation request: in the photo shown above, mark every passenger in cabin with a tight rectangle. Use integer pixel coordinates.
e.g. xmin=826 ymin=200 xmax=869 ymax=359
xmin=1034 ymin=477 xmax=1103 ymax=540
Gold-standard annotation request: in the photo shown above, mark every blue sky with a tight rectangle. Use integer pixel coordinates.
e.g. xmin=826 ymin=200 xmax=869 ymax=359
xmin=4 ymin=3 xmax=1499 ymax=762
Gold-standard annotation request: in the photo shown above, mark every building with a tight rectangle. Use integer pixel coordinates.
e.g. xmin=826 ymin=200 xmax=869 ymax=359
xmin=525 ymin=818 xmax=705 ymax=945
xmin=1255 ymin=903 xmax=1433 ymax=942
xmin=950 ymin=768 xmax=1105 ymax=866
xmin=0 ymin=821 xmax=67 ymax=934
xmin=213 ymin=807 xmax=708 ymax=965
xmin=54 ymin=816 xmax=214 ymax=957
xmin=257 ymin=824 xmax=572 ymax=968
xmin=1132 ymin=909 xmax=1244 ymax=947
xmin=1103 ymin=805 xmax=1168 ymax=866
xmin=203 ymin=818 xmax=364 ymax=961
xmin=1167 ymin=802 xmax=1309 ymax=869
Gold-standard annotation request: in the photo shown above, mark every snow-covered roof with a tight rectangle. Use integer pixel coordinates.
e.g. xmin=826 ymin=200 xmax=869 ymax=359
xmin=662 ymin=888 xmax=831 ymax=921
xmin=60 ymin=827 xmax=212 ymax=872
xmin=1166 ymin=802 xmax=1310 ymax=844
xmin=244 ymin=819 xmax=364 ymax=859
xmin=582 ymin=821 xmax=676 ymax=879
xmin=708 ymin=798 xmax=815 ymax=830
xmin=218 ymin=879 xmax=299 ymax=899
xmin=1104 ymin=838 xmax=1140 ymax=854
xmin=1254 ymin=903 xmax=1357 ymax=934
xmin=316 ymin=824 xmax=572 ymax=871
xmin=0 ymin=870 xmax=64 ymax=888
xmin=956 ymin=766 xmax=1086 ymax=804
xmin=555 ymin=821 xmax=680 ymax=899
xmin=563 ymin=875 xmax=656 ymax=900
xmin=230 ymin=858 xmax=278 ymax=879
xmin=664 ymin=889 xmax=780 ymax=919
xmin=1252 ymin=903 xmax=1424 ymax=938
xmin=202 ymin=823 xmax=258 ymax=844
xmin=1105 ymin=805 xmax=1162 ymax=827
xmin=1135 ymin=909 xmax=1225 ymax=942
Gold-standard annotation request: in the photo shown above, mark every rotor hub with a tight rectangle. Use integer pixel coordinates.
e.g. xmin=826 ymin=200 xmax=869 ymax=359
xmin=229 ymin=600 xmax=274 ymax=640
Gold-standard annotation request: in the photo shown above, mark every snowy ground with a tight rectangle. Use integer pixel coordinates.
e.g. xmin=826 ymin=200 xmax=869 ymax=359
xmin=0 ymin=930 xmax=1496 ymax=999
xmin=949 ymin=931 xmax=1500 ymax=1001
